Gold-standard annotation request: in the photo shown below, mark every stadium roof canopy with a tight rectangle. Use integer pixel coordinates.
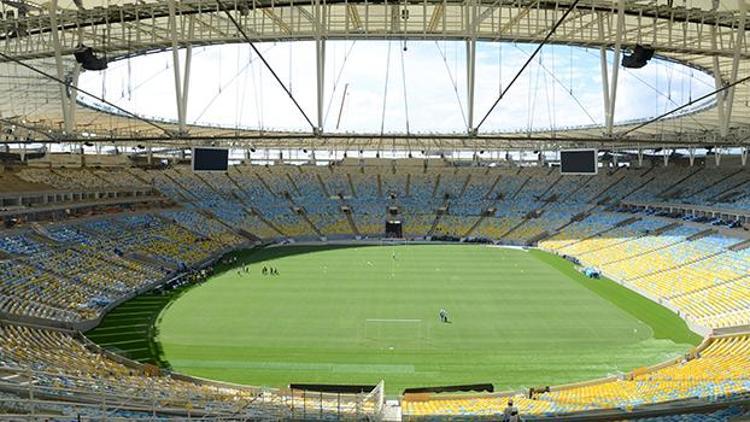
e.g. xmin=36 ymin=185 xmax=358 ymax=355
xmin=0 ymin=0 xmax=748 ymax=152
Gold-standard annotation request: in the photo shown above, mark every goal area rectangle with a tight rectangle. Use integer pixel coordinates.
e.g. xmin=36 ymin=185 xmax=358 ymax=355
xmin=362 ymin=319 xmax=428 ymax=346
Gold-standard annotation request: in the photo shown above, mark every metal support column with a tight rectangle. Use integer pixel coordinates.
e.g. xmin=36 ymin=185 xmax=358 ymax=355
xmin=466 ymin=38 xmax=476 ymax=135
xmin=180 ymin=16 xmax=196 ymax=131
xmin=598 ymin=14 xmax=610 ymax=132
xmin=721 ymin=0 xmax=747 ymax=136
xmin=169 ymin=0 xmax=186 ymax=135
xmin=606 ymin=0 xmax=625 ymax=136
xmin=49 ymin=0 xmax=72 ymax=135
xmin=466 ymin=0 xmax=477 ymax=136
xmin=315 ymin=0 xmax=326 ymax=135
xmin=599 ymin=47 xmax=610 ymax=129
xmin=711 ymin=14 xmax=727 ymax=137
xmin=68 ymin=63 xmax=81 ymax=131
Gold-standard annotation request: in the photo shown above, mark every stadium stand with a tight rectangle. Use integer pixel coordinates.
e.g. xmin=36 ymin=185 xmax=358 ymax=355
xmin=402 ymin=334 xmax=750 ymax=418
xmin=0 ymin=161 xmax=749 ymax=419
xmin=0 ymin=321 xmax=383 ymax=419
xmin=632 ymin=406 xmax=746 ymax=422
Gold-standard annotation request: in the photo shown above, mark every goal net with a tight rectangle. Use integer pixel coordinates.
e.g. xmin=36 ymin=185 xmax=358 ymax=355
xmin=379 ymin=238 xmax=407 ymax=246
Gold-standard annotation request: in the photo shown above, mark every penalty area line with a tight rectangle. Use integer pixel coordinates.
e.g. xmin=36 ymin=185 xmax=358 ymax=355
xmin=365 ymin=318 xmax=422 ymax=323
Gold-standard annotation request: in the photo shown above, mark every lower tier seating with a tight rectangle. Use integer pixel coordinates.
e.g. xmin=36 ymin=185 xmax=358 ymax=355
xmin=0 ymin=323 xmax=380 ymax=420
xmin=402 ymin=335 xmax=750 ymax=418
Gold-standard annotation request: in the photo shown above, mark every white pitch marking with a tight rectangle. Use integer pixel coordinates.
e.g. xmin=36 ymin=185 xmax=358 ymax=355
xmin=366 ymin=319 xmax=422 ymax=323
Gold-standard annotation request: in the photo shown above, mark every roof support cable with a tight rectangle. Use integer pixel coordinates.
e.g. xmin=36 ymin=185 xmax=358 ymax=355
xmin=191 ymin=46 xmax=272 ymax=125
xmin=617 ymin=74 xmax=750 ymax=138
xmin=434 ymin=41 xmax=467 ymax=128
xmin=235 ymin=44 xmax=243 ymax=129
xmin=509 ymin=43 xmax=596 ymax=125
xmin=527 ymin=53 xmax=543 ymax=132
xmin=499 ymin=42 xmax=503 ymax=94
xmin=400 ymin=41 xmax=410 ymax=134
xmin=323 ymin=41 xmax=357 ymax=127
xmin=238 ymin=48 xmax=252 ymax=130
xmin=543 ymin=52 xmax=556 ymax=131
xmin=475 ymin=0 xmax=580 ymax=132
xmin=580 ymin=47 xmax=708 ymax=132
xmin=217 ymin=0 xmax=316 ymax=133
xmin=568 ymin=45 xmax=573 ymax=95
xmin=380 ymin=40 xmax=393 ymax=136
xmin=0 ymin=51 xmax=173 ymax=138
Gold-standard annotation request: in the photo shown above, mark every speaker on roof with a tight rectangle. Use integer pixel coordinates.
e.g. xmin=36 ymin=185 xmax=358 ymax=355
xmin=73 ymin=44 xmax=108 ymax=71
xmin=622 ymin=45 xmax=655 ymax=69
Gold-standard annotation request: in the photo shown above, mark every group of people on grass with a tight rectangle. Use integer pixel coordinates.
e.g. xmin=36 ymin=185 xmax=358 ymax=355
xmin=231 ymin=261 xmax=280 ymax=277
xmin=237 ymin=264 xmax=251 ymax=276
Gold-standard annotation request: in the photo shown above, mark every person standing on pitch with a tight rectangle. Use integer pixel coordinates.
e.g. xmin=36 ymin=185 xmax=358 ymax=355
xmin=439 ymin=308 xmax=449 ymax=323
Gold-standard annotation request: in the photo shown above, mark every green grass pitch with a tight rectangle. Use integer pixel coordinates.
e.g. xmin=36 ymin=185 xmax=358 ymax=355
xmin=140 ymin=244 xmax=701 ymax=394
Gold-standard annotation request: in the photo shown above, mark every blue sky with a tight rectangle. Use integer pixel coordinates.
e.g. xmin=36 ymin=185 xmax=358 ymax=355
xmin=77 ymin=41 xmax=715 ymax=134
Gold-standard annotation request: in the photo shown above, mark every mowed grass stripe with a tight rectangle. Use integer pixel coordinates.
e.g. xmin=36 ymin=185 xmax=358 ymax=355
xmin=86 ymin=291 xmax=181 ymax=367
xmin=87 ymin=330 xmax=148 ymax=339
xmin=155 ymin=245 xmax=697 ymax=394
xmin=529 ymin=250 xmax=701 ymax=345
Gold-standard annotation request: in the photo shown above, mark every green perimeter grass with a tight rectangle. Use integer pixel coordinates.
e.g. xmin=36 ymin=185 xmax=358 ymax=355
xmin=86 ymin=291 xmax=179 ymax=366
xmin=147 ymin=244 xmax=700 ymax=394
xmin=530 ymin=250 xmax=701 ymax=345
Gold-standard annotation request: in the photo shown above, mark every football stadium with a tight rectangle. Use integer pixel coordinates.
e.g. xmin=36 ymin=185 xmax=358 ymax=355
xmin=0 ymin=0 xmax=750 ymax=420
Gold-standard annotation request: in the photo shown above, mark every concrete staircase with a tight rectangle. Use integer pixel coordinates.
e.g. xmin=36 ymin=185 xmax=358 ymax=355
xmin=343 ymin=207 xmax=361 ymax=237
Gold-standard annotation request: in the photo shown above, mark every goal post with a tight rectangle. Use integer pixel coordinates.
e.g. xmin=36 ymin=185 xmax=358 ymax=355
xmin=379 ymin=238 xmax=407 ymax=246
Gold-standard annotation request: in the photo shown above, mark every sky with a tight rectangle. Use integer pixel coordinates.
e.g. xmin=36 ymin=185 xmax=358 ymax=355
xmin=77 ymin=41 xmax=716 ymax=135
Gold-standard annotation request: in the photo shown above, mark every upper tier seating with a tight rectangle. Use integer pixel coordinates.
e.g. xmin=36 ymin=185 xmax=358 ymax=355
xmin=16 ymin=168 xmax=152 ymax=190
xmin=0 ymin=212 xmax=237 ymax=322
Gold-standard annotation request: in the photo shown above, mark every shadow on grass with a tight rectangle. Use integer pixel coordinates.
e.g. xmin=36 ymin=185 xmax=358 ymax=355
xmin=211 ymin=244 xmax=389 ymax=277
